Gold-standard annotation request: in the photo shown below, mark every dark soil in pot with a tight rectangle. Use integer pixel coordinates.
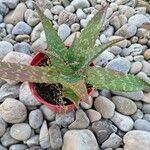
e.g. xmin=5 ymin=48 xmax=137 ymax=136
xmin=35 ymin=83 xmax=73 ymax=105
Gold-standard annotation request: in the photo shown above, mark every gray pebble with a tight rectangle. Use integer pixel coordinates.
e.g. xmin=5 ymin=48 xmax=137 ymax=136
xmin=10 ymin=123 xmax=31 ymax=141
xmin=29 ymin=109 xmax=43 ymax=129
xmin=26 ymin=135 xmax=39 ymax=147
xmin=56 ymin=111 xmax=75 ymax=127
xmin=40 ymin=105 xmax=56 ymax=121
xmin=131 ymin=109 xmax=143 ymax=121
xmin=70 ymin=0 xmax=90 ymax=9
xmin=14 ymin=42 xmax=32 ymax=55
xmin=76 ymin=8 xmax=87 ymax=19
xmin=51 ymin=5 xmax=64 ymax=15
xmin=101 ymin=133 xmax=122 ymax=149
xmin=0 ymin=3 xmax=9 ymax=16
xmin=12 ymin=21 xmax=32 ymax=35
xmin=71 ymin=23 xmax=80 ymax=32
xmin=108 ymin=46 xmax=122 ymax=55
xmin=142 ymin=103 xmax=150 ymax=114
xmin=134 ymin=119 xmax=150 ymax=132
xmin=49 ymin=125 xmax=62 ymax=149
xmin=0 ymin=41 xmax=13 ymax=58
xmin=58 ymin=24 xmax=71 ymax=41
xmin=0 ymin=98 xmax=27 ymax=124
xmin=9 ymin=144 xmax=28 ymax=150
xmin=0 ymin=116 xmax=7 ymax=137
xmin=128 ymin=14 xmax=150 ymax=27
xmin=130 ymin=61 xmax=143 ymax=74
xmin=2 ymin=0 xmax=19 ymax=9
xmin=106 ymin=57 xmax=131 ymax=74
xmin=115 ymin=24 xmax=137 ymax=39
xmin=1 ymin=128 xmax=19 ymax=147
xmin=111 ymin=112 xmax=134 ymax=132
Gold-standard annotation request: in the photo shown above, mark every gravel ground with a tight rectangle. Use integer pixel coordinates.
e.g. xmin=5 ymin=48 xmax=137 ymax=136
xmin=0 ymin=0 xmax=150 ymax=150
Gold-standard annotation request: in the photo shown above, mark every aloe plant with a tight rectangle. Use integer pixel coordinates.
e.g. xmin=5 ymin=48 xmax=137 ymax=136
xmin=0 ymin=3 xmax=149 ymax=106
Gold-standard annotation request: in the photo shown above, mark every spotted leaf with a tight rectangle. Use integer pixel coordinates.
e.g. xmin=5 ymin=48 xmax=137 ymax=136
xmin=85 ymin=67 xmax=150 ymax=92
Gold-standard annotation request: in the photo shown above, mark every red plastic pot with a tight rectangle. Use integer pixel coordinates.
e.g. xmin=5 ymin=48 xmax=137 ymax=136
xmin=28 ymin=52 xmax=95 ymax=113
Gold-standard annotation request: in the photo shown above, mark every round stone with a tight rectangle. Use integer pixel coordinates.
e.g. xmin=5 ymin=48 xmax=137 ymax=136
xmin=0 ymin=41 xmax=13 ymax=58
xmin=12 ymin=21 xmax=32 ymax=35
xmin=0 ymin=98 xmax=27 ymax=124
xmin=111 ymin=112 xmax=134 ymax=132
xmin=144 ymin=49 xmax=150 ymax=60
xmin=10 ymin=123 xmax=31 ymax=141
xmin=112 ymin=96 xmax=137 ymax=115
xmin=51 ymin=5 xmax=64 ymax=15
xmin=58 ymin=24 xmax=71 ymax=41
xmin=0 ymin=117 xmax=7 ymax=137
xmin=130 ymin=61 xmax=142 ymax=74
xmin=29 ymin=109 xmax=43 ymax=129
xmin=123 ymin=130 xmax=150 ymax=150
xmin=106 ymin=57 xmax=131 ymax=73
xmin=94 ymin=96 xmax=115 ymax=119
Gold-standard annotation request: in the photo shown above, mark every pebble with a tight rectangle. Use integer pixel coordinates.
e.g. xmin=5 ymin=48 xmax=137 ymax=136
xmin=55 ymin=111 xmax=75 ymax=127
xmin=51 ymin=5 xmax=64 ymax=15
xmin=40 ymin=105 xmax=56 ymax=121
xmin=131 ymin=109 xmax=143 ymax=121
xmin=12 ymin=21 xmax=32 ymax=35
xmin=143 ymin=114 xmax=150 ymax=123
xmin=10 ymin=123 xmax=31 ymax=141
xmin=15 ymin=34 xmax=30 ymax=42
xmin=58 ymin=24 xmax=71 ymax=41
xmin=130 ymin=61 xmax=143 ymax=74
xmin=92 ymin=120 xmax=117 ymax=144
xmin=58 ymin=10 xmax=78 ymax=26
xmin=2 ymin=0 xmax=19 ymax=9
xmin=26 ymin=135 xmax=39 ymax=147
xmin=4 ymin=3 xmax=27 ymax=25
xmin=32 ymin=37 xmax=47 ymax=52
xmin=142 ymin=61 xmax=150 ymax=76
xmin=76 ymin=8 xmax=87 ymax=19
xmin=14 ymin=42 xmax=32 ymax=55
xmin=86 ymin=109 xmax=101 ymax=123
xmin=6 ymin=24 xmax=13 ymax=34
xmin=9 ymin=144 xmax=28 ymax=150
xmin=70 ymin=0 xmax=90 ymax=9
xmin=101 ymin=133 xmax=122 ymax=149
xmin=24 ymin=9 xmax=40 ymax=27
xmin=0 ymin=3 xmax=9 ymax=16
xmin=69 ymin=109 xmax=90 ymax=129
xmin=134 ymin=119 xmax=150 ymax=132
xmin=96 ymin=51 xmax=115 ymax=66
xmin=71 ymin=23 xmax=80 ymax=32
xmin=144 ymin=49 xmax=150 ymax=60
xmin=0 ymin=83 xmax=20 ymax=102
xmin=128 ymin=14 xmax=150 ymax=27
xmin=65 ymin=5 xmax=75 ymax=12
xmin=0 ymin=116 xmax=7 ymax=137
xmin=62 ymin=130 xmax=99 ymax=150
xmin=1 ymin=128 xmax=19 ymax=147
xmin=0 ymin=144 xmax=7 ymax=150
xmin=0 ymin=98 xmax=27 ymax=124
xmin=142 ymin=103 xmax=150 ymax=114
xmin=123 ymin=130 xmax=150 ymax=150
xmin=112 ymin=96 xmax=137 ymax=115
xmin=115 ymin=24 xmax=137 ymax=39
xmin=0 ymin=41 xmax=13 ymax=58
xmin=29 ymin=109 xmax=43 ymax=129
xmin=110 ymin=16 xmax=121 ymax=30
xmin=31 ymin=23 xmax=43 ymax=42
xmin=106 ymin=57 xmax=131 ymax=73
xmin=0 ymin=14 xmax=3 ymax=23
xmin=19 ymin=82 xmax=41 ymax=106
xmin=44 ymin=9 xmax=53 ymax=20
xmin=94 ymin=96 xmax=115 ymax=119
xmin=49 ymin=125 xmax=62 ymax=149
xmin=142 ymin=92 xmax=150 ymax=103
xmin=121 ymin=44 xmax=143 ymax=56
xmin=111 ymin=112 xmax=134 ymax=132
xmin=108 ymin=46 xmax=122 ymax=55
xmin=39 ymin=121 xmax=50 ymax=149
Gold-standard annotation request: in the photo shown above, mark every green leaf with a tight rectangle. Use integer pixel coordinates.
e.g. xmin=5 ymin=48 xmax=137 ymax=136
xmin=0 ymin=61 xmax=54 ymax=83
xmin=85 ymin=67 xmax=150 ymax=92
xmin=33 ymin=3 xmax=66 ymax=56
xmin=74 ymin=8 xmax=106 ymax=53
xmin=74 ymin=39 xmax=123 ymax=72
xmin=63 ymin=87 xmax=80 ymax=107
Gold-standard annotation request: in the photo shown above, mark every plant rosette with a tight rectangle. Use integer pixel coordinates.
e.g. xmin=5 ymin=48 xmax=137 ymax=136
xmin=28 ymin=52 xmax=95 ymax=113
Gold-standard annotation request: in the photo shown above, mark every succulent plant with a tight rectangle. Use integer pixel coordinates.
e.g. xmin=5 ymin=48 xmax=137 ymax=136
xmin=0 ymin=3 xmax=149 ymax=106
